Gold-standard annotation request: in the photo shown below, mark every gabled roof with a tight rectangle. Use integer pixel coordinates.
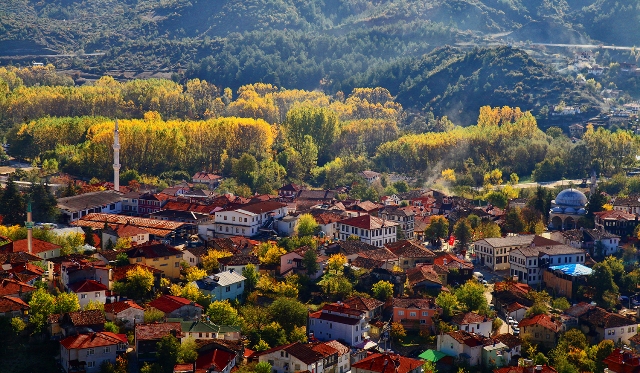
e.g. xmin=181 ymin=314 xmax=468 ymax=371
xmin=57 ymin=190 xmax=124 ymax=213
xmin=68 ymin=279 xmax=109 ymax=293
xmin=358 ymin=248 xmax=398 ymax=261
xmin=492 ymin=333 xmax=523 ymax=349
xmin=72 ymin=213 xmax=188 ymax=237
xmin=351 ymin=353 xmax=423 ymax=373
xmin=104 ymin=300 xmax=144 ymax=314
xmin=126 ymin=243 xmax=182 ymax=259
xmin=60 ymin=332 xmax=127 ymax=349
xmin=0 ymin=295 xmax=29 ymax=313
xmin=226 ymin=201 xmax=287 ymax=215
xmin=518 ymin=314 xmax=561 ymax=332
xmin=311 ymin=211 xmax=345 ymax=225
xmin=0 ymin=251 xmax=43 ymax=264
xmin=343 ymin=296 xmax=384 ymax=312
xmin=444 ymin=330 xmax=487 ymax=347
xmin=506 ymin=302 xmax=527 ymax=313
xmin=406 ymin=265 xmax=445 ymax=286
xmin=0 ymin=278 xmax=36 ymax=296
xmin=433 ymin=253 xmax=473 ymax=270
xmin=350 ymin=256 xmax=386 ymax=270
xmin=451 ymin=312 xmax=489 ymax=325
xmin=594 ymin=210 xmax=637 ymax=221
xmin=135 ymin=322 xmax=183 ymax=341
xmin=338 ymin=215 xmax=398 ymax=230
xmin=48 ymin=309 xmax=106 ymax=326
xmin=580 ymin=307 xmax=637 ymax=329
xmin=392 ymin=298 xmax=438 ymax=310
xmin=327 ymin=240 xmax=378 ymax=256
xmin=285 ymin=343 xmax=324 ymax=365
xmin=193 ymin=271 xmax=246 ymax=290
xmin=196 ymin=349 xmax=236 ymax=372
xmin=0 ymin=238 xmax=61 ymax=255
xmin=279 ymin=183 xmax=303 ymax=192
xmin=193 ymin=172 xmax=222 ymax=181
xmin=148 ymin=295 xmax=203 ymax=313
xmin=322 ymin=340 xmax=350 ymax=355
xmin=386 ymin=240 xmax=435 ymax=258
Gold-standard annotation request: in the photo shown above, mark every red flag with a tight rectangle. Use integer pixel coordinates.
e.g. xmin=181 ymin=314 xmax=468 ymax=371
xmin=448 ymin=235 xmax=455 ymax=246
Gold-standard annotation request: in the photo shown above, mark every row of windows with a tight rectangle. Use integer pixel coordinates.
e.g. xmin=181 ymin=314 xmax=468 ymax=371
xmin=397 ymin=311 xmax=430 ymax=317
xmin=79 ymin=292 xmax=103 ymax=299
xmin=218 ymin=225 xmax=252 ymax=234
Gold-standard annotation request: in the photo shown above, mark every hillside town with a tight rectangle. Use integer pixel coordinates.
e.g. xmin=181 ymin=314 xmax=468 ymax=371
xmin=0 ymin=122 xmax=639 ymax=373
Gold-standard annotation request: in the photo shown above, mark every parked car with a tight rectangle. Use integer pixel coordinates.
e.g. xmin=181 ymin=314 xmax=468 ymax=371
xmin=512 ymin=327 xmax=520 ymax=335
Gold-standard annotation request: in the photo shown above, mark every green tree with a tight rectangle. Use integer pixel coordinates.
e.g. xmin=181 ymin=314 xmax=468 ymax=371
xmin=28 ymin=288 xmax=55 ymax=332
xmin=371 ymin=281 xmax=394 ymax=301
xmin=0 ymin=177 xmax=26 ymax=224
xmin=253 ymin=340 xmax=270 ymax=352
xmin=435 ymin=292 xmax=459 ymax=319
xmin=454 ymin=280 xmax=488 ymax=313
xmin=54 ymin=291 xmax=80 ymax=314
xmin=297 ymin=213 xmax=319 ymax=237
xmin=29 ymin=182 xmax=59 ymax=222
xmin=232 ymin=153 xmax=258 ymax=188
xmin=255 ymin=362 xmax=272 ymax=373
xmin=156 ymin=334 xmax=181 ymax=373
xmin=260 ymin=321 xmax=288 ymax=347
xmin=179 ymin=337 xmax=198 ymax=364
xmin=268 ymin=297 xmax=308 ymax=335
xmin=144 ymin=308 xmax=165 ymax=323
xmin=10 ymin=317 xmax=26 ymax=334
xmin=207 ymin=300 xmax=241 ymax=326
xmin=242 ymin=263 xmax=259 ymax=293
xmin=115 ymin=252 xmax=130 ymax=267
xmin=504 ymin=208 xmax=525 ymax=233
xmin=104 ymin=321 xmax=120 ymax=333
xmin=392 ymin=181 xmax=409 ymax=193
xmin=302 ymin=248 xmax=319 ymax=276
xmin=283 ymin=106 xmax=340 ymax=163
xmin=590 ymin=261 xmax=619 ymax=309
xmin=425 ymin=216 xmax=449 ymax=246
xmin=552 ymin=297 xmax=571 ymax=311
xmin=113 ymin=265 xmax=155 ymax=300
xmin=453 ymin=219 xmax=473 ymax=250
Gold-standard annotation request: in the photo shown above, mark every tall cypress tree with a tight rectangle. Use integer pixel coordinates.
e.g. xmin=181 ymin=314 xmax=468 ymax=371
xmin=0 ymin=176 xmax=26 ymax=225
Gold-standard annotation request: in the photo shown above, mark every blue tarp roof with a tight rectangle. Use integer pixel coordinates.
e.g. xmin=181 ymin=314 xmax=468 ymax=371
xmin=549 ymin=263 xmax=592 ymax=276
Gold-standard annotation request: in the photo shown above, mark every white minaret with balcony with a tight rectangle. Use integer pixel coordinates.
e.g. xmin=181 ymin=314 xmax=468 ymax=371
xmin=113 ymin=119 xmax=121 ymax=192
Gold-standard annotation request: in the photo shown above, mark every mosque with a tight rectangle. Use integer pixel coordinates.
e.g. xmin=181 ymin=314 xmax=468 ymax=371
xmin=548 ymin=188 xmax=588 ymax=230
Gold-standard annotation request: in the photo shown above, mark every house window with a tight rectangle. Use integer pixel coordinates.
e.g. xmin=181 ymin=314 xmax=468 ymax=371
xmin=136 ymin=258 xmax=142 ymax=262
xmin=81 ymin=294 xmax=87 ymax=299
xmin=398 ymin=311 xmax=404 ymax=316
xmin=226 ymin=286 xmax=230 ymax=292
xmin=409 ymin=312 xmax=416 ymax=317
xmin=87 ymin=362 xmax=95 ymax=368
xmin=237 ymin=283 xmax=242 ymax=289
xmin=422 ymin=311 xmax=428 ymax=316
xmin=104 ymin=347 xmax=110 ymax=353
xmin=88 ymin=348 xmax=95 ymax=355
xmin=95 ymin=292 xmax=100 ymax=297
xmin=175 ymin=262 xmax=180 ymax=267
xmin=420 ymin=320 xmax=426 ymax=324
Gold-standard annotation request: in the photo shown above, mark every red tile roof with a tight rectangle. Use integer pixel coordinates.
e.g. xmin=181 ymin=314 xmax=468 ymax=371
xmin=451 ymin=312 xmax=489 ymax=325
xmin=352 ymin=353 xmax=423 ymax=373
xmin=61 ymin=332 xmax=127 ymax=349
xmin=312 ymin=211 xmax=345 ymax=225
xmin=406 ymin=265 xmax=445 ymax=286
xmin=195 ymin=349 xmax=236 ymax=372
xmin=386 ymin=240 xmax=435 ymax=258
xmin=506 ymin=302 xmax=527 ymax=313
xmin=0 ymin=278 xmax=36 ymax=297
xmin=104 ymin=300 xmax=144 ymax=314
xmin=433 ymin=253 xmax=473 ymax=270
xmin=339 ymin=215 xmax=398 ymax=230
xmin=0 ymin=295 xmax=29 ymax=313
xmin=135 ymin=322 xmax=183 ymax=341
xmin=68 ymin=279 xmax=109 ymax=293
xmin=604 ymin=348 xmax=640 ymax=369
xmin=229 ymin=201 xmax=287 ymax=214
xmin=148 ymin=295 xmax=203 ymax=314
xmin=343 ymin=296 xmax=384 ymax=312
xmin=0 ymin=238 xmax=60 ymax=255
xmin=72 ymin=213 xmax=188 ymax=237
xmin=594 ymin=210 xmax=637 ymax=221
xmin=445 ymin=330 xmax=487 ymax=347
xmin=193 ymin=172 xmax=222 ymax=182
xmin=392 ymin=297 xmax=438 ymax=310
xmin=309 ymin=310 xmax=361 ymax=325
xmin=518 ymin=314 xmax=561 ymax=332
xmin=112 ymin=224 xmax=149 ymax=238
xmin=358 ymin=248 xmax=398 ymax=261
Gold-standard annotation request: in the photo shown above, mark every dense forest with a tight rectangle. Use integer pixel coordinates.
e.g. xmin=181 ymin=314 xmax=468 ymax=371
xmin=2 ymin=65 xmax=638 ymax=198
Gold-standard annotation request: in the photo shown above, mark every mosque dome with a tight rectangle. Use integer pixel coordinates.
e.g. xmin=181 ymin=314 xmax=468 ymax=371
xmin=553 ymin=188 xmax=588 ymax=208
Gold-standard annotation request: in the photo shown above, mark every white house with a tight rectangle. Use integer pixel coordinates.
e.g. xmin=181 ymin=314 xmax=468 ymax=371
xmin=104 ymin=300 xmax=144 ymax=327
xmin=509 ymin=245 xmax=586 ymax=285
xmin=451 ymin=312 xmax=493 ymax=338
xmin=68 ymin=280 xmax=109 ymax=308
xmin=60 ymin=332 xmax=128 ymax=373
xmin=505 ymin=302 xmax=528 ymax=323
xmin=360 ymin=170 xmax=381 ymax=183
xmin=337 ymin=215 xmax=398 ymax=247
xmin=379 ymin=206 xmax=415 ymax=240
xmin=192 ymin=270 xmax=246 ymax=302
xmin=214 ymin=201 xmax=288 ymax=238
xmin=312 ymin=212 xmax=344 ymax=240
xmin=0 ymin=238 xmax=62 ymax=261
xmin=437 ymin=330 xmax=487 ymax=367
xmin=308 ymin=303 xmax=370 ymax=347
xmin=276 ymin=215 xmax=299 ymax=237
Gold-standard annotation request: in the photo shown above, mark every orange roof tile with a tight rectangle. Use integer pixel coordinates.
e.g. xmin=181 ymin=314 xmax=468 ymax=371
xmin=60 ymin=332 xmax=127 ymax=349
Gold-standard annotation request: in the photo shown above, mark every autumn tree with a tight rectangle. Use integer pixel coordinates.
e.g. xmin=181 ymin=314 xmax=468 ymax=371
xmin=372 ymin=281 xmax=394 ymax=301
xmin=297 ymin=213 xmax=319 ymax=237
xmin=201 ymin=249 xmax=232 ymax=272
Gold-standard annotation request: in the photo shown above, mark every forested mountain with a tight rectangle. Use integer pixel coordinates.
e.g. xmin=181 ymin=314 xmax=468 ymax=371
xmin=1 ymin=0 xmax=638 ymax=100
xmin=344 ymin=46 xmax=601 ymax=125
